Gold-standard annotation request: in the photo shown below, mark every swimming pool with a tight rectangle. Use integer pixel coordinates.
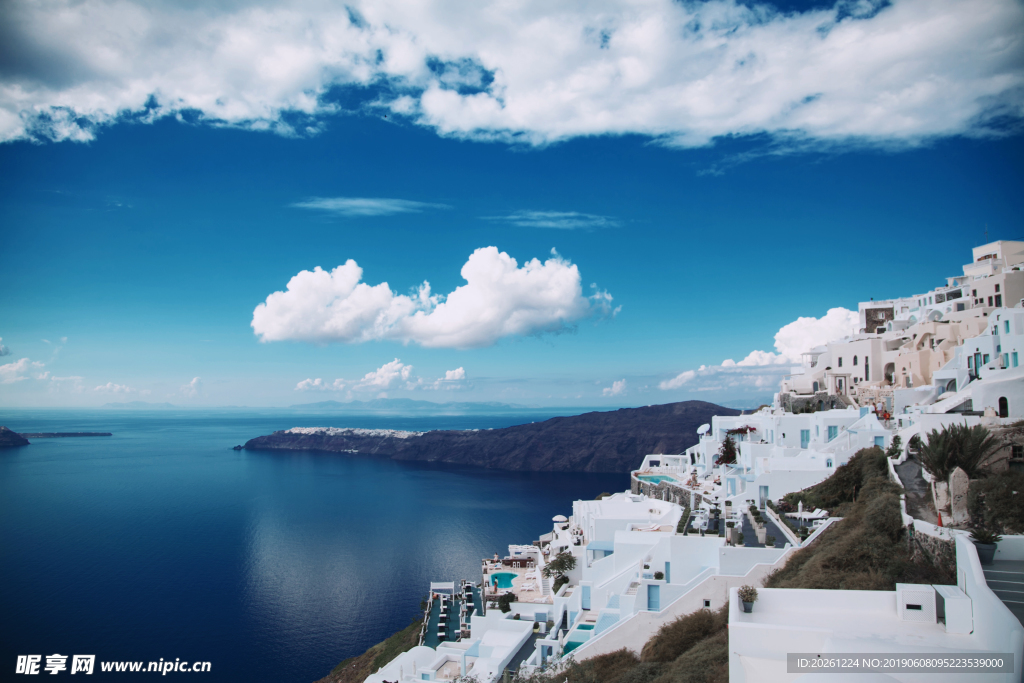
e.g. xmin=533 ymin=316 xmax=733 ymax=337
xmin=637 ymin=474 xmax=676 ymax=485
xmin=490 ymin=572 xmax=517 ymax=589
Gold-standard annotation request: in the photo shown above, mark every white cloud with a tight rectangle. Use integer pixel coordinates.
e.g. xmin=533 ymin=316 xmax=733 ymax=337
xmin=488 ymin=211 xmax=619 ymax=230
xmin=295 ymin=378 xmax=327 ymax=391
xmin=252 ymin=246 xmax=613 ymax=349
xmin=603 ymin=379 xmax=627 ymax=396
xmin=292 ymin=197 xmax=450 ymax=216
xmin=355 ymin=358 xmax=414 ymax=390
xmin=1 ymin=0 xmax=1020 ymax=148
xmin=660 ymin=307 xmax=859 ymax=392
xmin=0 ymin=358 xmax=34 ymax=383
xmin=424 ymin=366 xmax=467 ymax=390
xmin=181 ymin=376 xmax=203 ymax=398
xmin=94 ymin=382 xmax=133 ymax=393
xmin=773 ymin=307 xmax=859 ymax=361
xmin=0 ymin=338 xmax=10 ymax=356
xmin=659 ymin=369 xmax=696 ymax=390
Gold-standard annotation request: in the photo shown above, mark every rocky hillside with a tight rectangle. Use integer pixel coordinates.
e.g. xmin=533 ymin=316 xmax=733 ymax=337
xmin=0 ymin=427 xmax=30 ymax=448
xmin=244 ymin=401 xmax=740 ymax=473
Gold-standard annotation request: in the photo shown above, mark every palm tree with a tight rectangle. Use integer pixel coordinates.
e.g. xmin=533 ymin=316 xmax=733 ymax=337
xmin=918 ymin=424 xmax=1000 ymax=479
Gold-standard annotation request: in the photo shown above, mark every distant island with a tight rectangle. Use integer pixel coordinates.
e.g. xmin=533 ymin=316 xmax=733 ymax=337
xmin=20 ymin=432 xmax=112 ymax=438
xmin=243 ymin=400 xmax=740 ymax=473
xmin=103 ymin=401 xmax=178 ymax=409
xmin=289 ymin=398 xmax=537 ymax=413
xmin=0 ymin=427 xmax=30 ymax=448
xmin=0 ymin=427 xmax=113 ymax=447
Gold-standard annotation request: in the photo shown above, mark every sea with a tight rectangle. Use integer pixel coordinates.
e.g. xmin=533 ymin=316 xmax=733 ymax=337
xmin=0 ymin=410 xmax=626 ymax=682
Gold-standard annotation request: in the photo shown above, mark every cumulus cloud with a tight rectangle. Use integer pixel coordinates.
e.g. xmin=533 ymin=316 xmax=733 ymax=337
xmin=181 ymin=376 xmax=203 ymax=398
xmin=424 ymin=366 xmax=467 ymax=390
xmin=295 ymin=378 xmax=327 ymax=392
xmin=292 ymin=197 xmax=450 ymax=216
xmin=354 ymin=358 xmax=414 ymax=390
xmin=252 ymin=246 xmax=613 ymax=349
xmin=773 ymin=307 xmax=859 ymax=361
xmin=0 ymin=358 xmax=40 ymax=383
xmin=487 ymin=211 xmax=619 ymax=230
xmin=297 ymin=362 xmax=466 ymax=392
xmin=661 ymin=307 xmax=859 ymax=392
xmin=659 ymin=369 xmax=696 ymax=390
xmin=94 ymin=382 xmax=133 ymax=393
xmin=0 ymin=338 xmax=10 ymax=356
xmin=1 ymin=0 xmax=1020 ymax=148
xmin=603 ymin=379 xmax=627 ymax=396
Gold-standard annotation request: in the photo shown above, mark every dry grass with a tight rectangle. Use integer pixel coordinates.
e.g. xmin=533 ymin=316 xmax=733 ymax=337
xmin=768 ymin=448 xmax=954 ymax=590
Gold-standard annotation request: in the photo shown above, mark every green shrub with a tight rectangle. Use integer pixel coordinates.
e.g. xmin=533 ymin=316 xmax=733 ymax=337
xmin=640 ymin=607 xmax=725 ymax=663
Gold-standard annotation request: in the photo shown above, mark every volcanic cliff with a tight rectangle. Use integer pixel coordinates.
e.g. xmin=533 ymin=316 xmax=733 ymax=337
xmin=243 ymin=400 xmax=742 ymax=473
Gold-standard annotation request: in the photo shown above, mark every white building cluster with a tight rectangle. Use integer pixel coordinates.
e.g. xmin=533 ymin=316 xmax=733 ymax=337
xmin=363 ymin=241 xmax=1024 ymax=683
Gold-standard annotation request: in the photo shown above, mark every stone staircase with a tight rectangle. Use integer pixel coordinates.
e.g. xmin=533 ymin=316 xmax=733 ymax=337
xmin=983 ymin=560 xmax=1024 ymax=627
xmin=541 ymin=576 xmax=551 ymax=596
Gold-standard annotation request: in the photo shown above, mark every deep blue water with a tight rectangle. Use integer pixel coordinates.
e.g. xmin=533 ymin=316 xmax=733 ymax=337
xmin=0 ymin=410 xmax=626 ymax=682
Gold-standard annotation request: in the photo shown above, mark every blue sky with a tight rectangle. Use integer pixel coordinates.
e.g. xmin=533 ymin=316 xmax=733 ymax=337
xmin=1 ymin=0 xmax=1022 ymax=408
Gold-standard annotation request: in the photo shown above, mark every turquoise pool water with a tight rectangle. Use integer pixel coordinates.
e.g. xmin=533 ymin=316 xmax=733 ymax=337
xmin=576 ymin=624 xmax=594 ymax=630
xmin=637 ymin=474 xmax=676 ymax=484
xmin=490 ymin=572 xmax=517 ymax=589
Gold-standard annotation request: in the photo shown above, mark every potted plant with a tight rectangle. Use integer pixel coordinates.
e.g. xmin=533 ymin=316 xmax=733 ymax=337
xmin=971 ymin=528 xmax=1003 ymax=565
xmin=765 ymin=535 xmax=776 ymax=548
xmin=738 ymin=585 xmax=758 ymax=613
xmin=654 ymin=571 xmax=664 ymax=580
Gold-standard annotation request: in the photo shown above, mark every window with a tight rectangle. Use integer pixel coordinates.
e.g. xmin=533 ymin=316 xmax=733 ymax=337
xmin=827 ymin=458 xmax=833 ymax=468
xmin=972 ymin=289 xmax=977 ymax=296
xmin=853 ymin=356 xmax=858 ymax=365
xmin=875 ymin=436 xmax=884 ymax=448
xmin=989 ymin=296 xmax=994 ymax=306
xmin=1007 ymin=321 xmax=1011 ymax=334
xmin=801 ymin=430 xmax=810 ymax=448
xmin=816 ymin=425 xmax=820 ymax=437
xmin=984 ymin=354 xmax=990 ymax=365
xmin=1004 ymin=353 xmax=1010 ymax=367
xmin=968 ymin=356 xmax=973 ymax=369
xmin=827 ymin=425 xmax=838 ymax=442
xmin=999 ymin=397 xmax=1009 ymax=418
xmin=838 ymin=357 xmax=843 ymax=367
xmin=1013 ymin=445 xmax=1024 ymax=461
xmin=996 ymin=295 xmax=1002 ymax=307
xmin=1014 ymin=352 xmax=1019 ymax=368
xmin=865 ymin=356 xmax=869 ymax=381
xmin=996 ymin=284 xmax=1001 ymax=293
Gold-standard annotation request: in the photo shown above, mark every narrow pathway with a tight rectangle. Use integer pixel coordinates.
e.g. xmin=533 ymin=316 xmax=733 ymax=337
xmin=893 ymin=457 xmax=938 ymax=525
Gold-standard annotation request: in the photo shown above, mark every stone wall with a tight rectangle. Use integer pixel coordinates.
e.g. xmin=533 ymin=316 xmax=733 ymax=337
xmin=630 ymin=477 xmax=690 ymax=507
xmin=907 ymin=524 xmax=956 ymax=572
xmin=779 ymin=391 xmax=845 ymax=413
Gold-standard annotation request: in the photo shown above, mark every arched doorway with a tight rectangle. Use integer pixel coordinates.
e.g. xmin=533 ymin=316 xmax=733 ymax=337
xmin=884 ymin=363 xmax=895 ymax=384
xmin=999 ymin=397 xmax=1009 ymax=418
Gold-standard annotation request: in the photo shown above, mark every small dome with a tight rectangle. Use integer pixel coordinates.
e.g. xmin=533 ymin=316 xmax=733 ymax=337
xmin=552 ymin=515 xmax=568 ymax=523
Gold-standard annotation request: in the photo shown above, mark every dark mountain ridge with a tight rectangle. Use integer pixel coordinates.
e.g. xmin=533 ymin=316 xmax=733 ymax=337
xmin=244 ymin=400 xmax=740 ymax=473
